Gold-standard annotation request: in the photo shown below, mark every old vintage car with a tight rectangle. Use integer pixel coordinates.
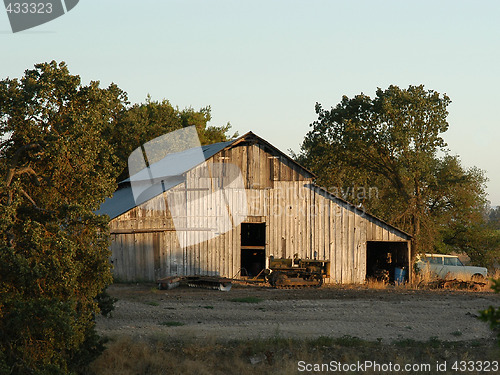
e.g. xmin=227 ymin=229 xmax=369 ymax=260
xmin=415 ymin=253 xmax=488 ymax=281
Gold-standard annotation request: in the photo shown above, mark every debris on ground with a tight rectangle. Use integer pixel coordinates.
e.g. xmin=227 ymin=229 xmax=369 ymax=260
xmin=418 ymin=278 xmax=486 ymax=290
xmin=157 ymin=275 xmax=232 ymax=291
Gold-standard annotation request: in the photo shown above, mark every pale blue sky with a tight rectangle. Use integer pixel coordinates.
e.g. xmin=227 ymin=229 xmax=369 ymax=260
xmin=2 ymin=1 xmax=499 ymax=205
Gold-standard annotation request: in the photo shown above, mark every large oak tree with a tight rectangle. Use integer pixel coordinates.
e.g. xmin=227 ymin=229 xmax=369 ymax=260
xmin=0 ymin=61 xmax=126 ymax=374
xmin=300 ymin=85 xmax=490 ymax=263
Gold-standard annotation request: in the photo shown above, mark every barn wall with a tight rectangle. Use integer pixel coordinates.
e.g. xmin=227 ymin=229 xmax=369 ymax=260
xmin=109 ymin=143 xmax=409 ymax=283
xmin=264 ymin=182 xmax=408 ymax=284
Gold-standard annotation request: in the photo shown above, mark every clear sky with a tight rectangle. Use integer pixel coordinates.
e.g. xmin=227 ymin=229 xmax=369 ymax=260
xmin=2 ymin=0 xmax=499 ymax=205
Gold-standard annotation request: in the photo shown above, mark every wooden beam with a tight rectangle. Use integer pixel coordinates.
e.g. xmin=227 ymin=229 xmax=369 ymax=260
xmin=111 ymin=228 xmax=215 ymax=234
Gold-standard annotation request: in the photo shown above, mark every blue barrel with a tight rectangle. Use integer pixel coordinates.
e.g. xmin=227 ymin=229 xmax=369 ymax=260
xmin=394 ymin=267 xmax=406 ymax=284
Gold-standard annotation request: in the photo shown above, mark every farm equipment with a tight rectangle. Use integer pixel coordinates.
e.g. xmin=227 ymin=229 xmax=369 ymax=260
xmin=157 ymin=275 xmax=232 ymax=291
xmin=265 ymin=255 xmax=330 ymax=288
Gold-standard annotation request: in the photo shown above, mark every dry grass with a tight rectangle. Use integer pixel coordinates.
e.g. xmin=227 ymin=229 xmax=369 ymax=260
xmin=487 ymin=270 xmax=500 ymax=289
xmin=363 ymin=274 xmax=497 ymax=292
xmin=411 ymin=268 xmax=499 ymax=291
xmin=87 ymin=335 xmax=499 ymax=375
xmin=364 ymin=278 xmax=391 ymax=289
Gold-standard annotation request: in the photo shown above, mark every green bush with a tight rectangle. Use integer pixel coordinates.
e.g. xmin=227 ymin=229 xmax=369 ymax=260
xmin=0 ymin=61 xmax=123 ymax=374
xmin=479 ymin=278 xmax=500 ymax=346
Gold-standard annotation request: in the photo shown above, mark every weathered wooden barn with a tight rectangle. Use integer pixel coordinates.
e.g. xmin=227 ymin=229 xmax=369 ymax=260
xmin=97 ymin=132 xmax=411 ymax=284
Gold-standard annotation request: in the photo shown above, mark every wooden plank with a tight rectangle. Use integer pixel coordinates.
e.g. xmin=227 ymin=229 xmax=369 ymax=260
xmin=281 ymin=182 xmax=287 ymax=258
xmin=234 ymin=224 xmax=241 ymax=278
xmin=162 ymin=232 xmax=169 ymax=276
xmin=169 ymin=233 xmax=176 ymax=276
xmin=124 ymin=233 xmax=132 ymax=281
xmin=239 ymin=146 xmax=247 ymax=190
xmin=261 ymin=148 xmax=271 ymax=188
xmin=375 ymin=221 xmax=383 ymax=242
xmin=221 ymin=187 xmax=227 ymax=277
xmin=288 ymin=182 xmax=294 ymax=257
xmin=110 ymin=235 xmax=121 ymax=281
xmin=279 ymin=182 xmax=286 ymax=258
xmin=161 ymin=232 xmax=168 ymax=277
xmin=343 ymin=209 xmax=350 ymax=283
xmin=187 ymin=176 xmax=194 ymax=276
xmin=354 ymin=212 xmax=361 ymax=283
xmin=359 ymin=214 xmax=367 ymax=283
xmin=321 ymin=191 xmax=327 ymax=259
xmin=269 ymin=186 xmax=276 ymax=257
xmin=120 ymin=235 xmax=128 ymax=281
xmin=329 ymin=199 xmax=335 ymax=282
xmin=305 ymin=186 xmax=311 ymax=258
xmin=153 ymin=233 xmax=161 ymax=280
xmin=324 ymin=195 xmax=330 ymax=260
xmin=147 ymin=232 xmax=155 ymax=281
xmin=272 ymin=158 xmax=279 ymax=181
xmin=290 ymin=184 xmax=296 ymax=256
xmin=143 ymin=233 xmax=150 ymax=281
xmin=205 ymin=178 xmax=212 ymax=276
xmin=314 ymin=187 xmax=320 ymax=259
xmin=340 ymin=208 xmax=348 ymax=283
xmin=247 ymin=145 xmax=254 ymax=189
xmin=254 ymin=145 xmax=261 ymax=188
xmin=349 ymin=209 xmax=355 ymax=283
xmin=110 ymin=228 xmax=214 ymax=234
xmin=274 ymin=183 xmax=280 ymax=258
xmin=129 ymin=233 xmax=136 ymax=281
xmin=333 ymin=207 xmax=342 ymax=283
xmin=314 ymin=188 xmax=321 ymax=259
xmin=135 ymin=234 xmax=143 ymax=280
xmin=286 ymin=160 xmax=292 ymax=181
xmin=208 ymin=202 xmax=214 ymax=276
xmin=219 ymin=189 xmax=226 ymax=277
xmin=334 ymin=205 xmax=342 ymax=283
xmin=382 ymin=225 xmax=388 ymax=241
xmin=280 ymin=159 xmax=287 ymax=181
xmin=316 ymin=187 xmax=322 ymax=259
xmin=306 ymin=185 xmax=312 ymax=258
xmin=297 ymin=183 xmax=302 ymax=258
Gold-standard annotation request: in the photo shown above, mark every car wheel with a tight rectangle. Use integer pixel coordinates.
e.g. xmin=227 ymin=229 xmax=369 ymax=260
xmin=471 ymin=274 xmax=484 ymax=282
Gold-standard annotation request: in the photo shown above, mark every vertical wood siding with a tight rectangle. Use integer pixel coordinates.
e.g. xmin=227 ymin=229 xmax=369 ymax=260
xmin=109 ymin=143 xmax=410 ymax=283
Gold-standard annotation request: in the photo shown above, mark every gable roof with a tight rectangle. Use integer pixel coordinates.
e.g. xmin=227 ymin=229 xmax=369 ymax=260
xmin=96 ymin=132 xmax=312 ymax=219
xmin=95 ymin=132 xmax=411 ymax=240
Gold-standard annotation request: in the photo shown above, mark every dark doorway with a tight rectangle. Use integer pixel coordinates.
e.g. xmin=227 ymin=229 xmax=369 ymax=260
xmin=366 ymin=241 xmax=409 ymax=283
xmin=241 ymin=223 xmax=266 ymax=278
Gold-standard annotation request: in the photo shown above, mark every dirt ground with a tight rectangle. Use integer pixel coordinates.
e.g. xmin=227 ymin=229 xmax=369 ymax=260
xmin=96 ymin=283 xmax=499 ymax=343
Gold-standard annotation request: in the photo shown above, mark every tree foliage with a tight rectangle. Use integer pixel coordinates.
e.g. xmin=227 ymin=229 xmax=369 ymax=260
xmin=107 ymin=97 xmax=236 ymax=181
xmin=489 ymin=206 xmax=500 ymax=230
xmin=300 ymin=85 xmax=490 ymax=261
xmin=0 ymin=61 xmax=126 ymax=374
xmin=479 ymin=278 xmax=500 ymax=346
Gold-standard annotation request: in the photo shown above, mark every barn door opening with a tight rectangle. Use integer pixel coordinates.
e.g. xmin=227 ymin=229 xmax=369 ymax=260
xmin=240 ymin=223 xmax=266 ymax=278
xmin=366 ymin=241 xmax=409 ymax=283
